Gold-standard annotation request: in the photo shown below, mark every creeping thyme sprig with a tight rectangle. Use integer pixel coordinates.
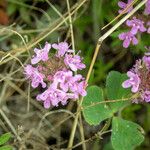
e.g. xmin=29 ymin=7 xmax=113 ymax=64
xmin=122 ymin=47 xmax=150 ymax=103
xmin=24 ymin=42 xmax=87 ymax=108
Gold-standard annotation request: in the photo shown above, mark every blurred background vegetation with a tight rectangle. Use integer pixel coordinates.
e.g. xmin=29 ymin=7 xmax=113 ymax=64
xmin=0 ymin=0 xmax=150 ymax=149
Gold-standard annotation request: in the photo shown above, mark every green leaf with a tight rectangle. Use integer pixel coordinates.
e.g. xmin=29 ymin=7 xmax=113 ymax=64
xmin=82 ymin=86 xmax=113 ymax=125
xmin=111 ymin=117 xmax=144 ymax=150
xmin=106 ymin=71 xmax=131 ymax=113
xmin=0 ymin=145 xmax=12 ymax=150
xmin=0 ymin=133 xmax=11 ymax=146
xmin=103 ymin=141 xmax=113 ymax=150
xmin=7 ymin=3 xmax=17 ymax=16
xmin=19 ymin=7 xmax=31 ymax=23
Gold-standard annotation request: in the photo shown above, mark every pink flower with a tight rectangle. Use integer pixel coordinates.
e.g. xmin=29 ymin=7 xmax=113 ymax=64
xmin=36 ymin=74 xmax=86 ymax=108
xmin=24 ymin=64 xmax=34 ymax=78
xmin=75 ymin=80 xmax=87 ymax=96
xmin=118 ymin=0 xmax=133 ymax=14
xmin=24 ymin=65 xmax=46 ymax=88
xmin=143 ymin=55 xmax=150 ymax=69
xmin=53 ymin=70 xmax=72 ymax=83
xmin=141 ymin=91 xmax=150 ymax=102
xmin=53 ymin=70 xmax=87 ymax=96
xmin=52 ymin=42 xmax=72 ymax=57
xmin=144 ymin=0 xmax=150 ymax=15
xmin=24 ymin=41 xmax=87 ymax=108
xmin=119 ymin=31 xmax=138 ymax=48
xmin=31 ymin=42 xmax=51 ymax=64
xmin=122 ymin=71 xmax=141 ymax=93
xmin=126 ymin=17 xmax=146 ymax=34
xmin=53 ymin=70 xmax=73 ymax=91
xmin=122 ymin=52 xmax=150 ymax=103
xmin=67 ymin=74 xmax=86 ymax=96
xmin=37 ymin=87 xmax=67 ymax=108
xmin=64 ymin=54 xmax=86 ymax=71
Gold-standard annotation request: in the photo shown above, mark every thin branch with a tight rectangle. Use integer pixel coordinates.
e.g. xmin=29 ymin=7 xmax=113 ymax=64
xmin=66 ymin=0 xmax=75 ymax=51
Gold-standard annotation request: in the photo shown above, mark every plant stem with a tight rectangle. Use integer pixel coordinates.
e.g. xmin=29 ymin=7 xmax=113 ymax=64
xmin=79 ymin=113 xmax=86 ymax=150
xmin=66 ymin=0 xmax=75 ymax=51
xmin=66 ymin=0 xmax=86 ymax=149
xmin=67 ymin=42 xmax=102 ymax=149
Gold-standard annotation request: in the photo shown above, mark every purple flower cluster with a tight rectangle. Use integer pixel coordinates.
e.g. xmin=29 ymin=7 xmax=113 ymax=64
xmin=24 ymin=42 xmax=87 ymax=108
xmin=122 ymin=50 xmax=150 ymax=103
xmin=126 ymin=17 xmax=146 ymax=34
xmin=118 ymin=31 xmax=138 ymax=48
xmin=144 ymin=0 xmax=150 ymax=15
xmin=118 ymin=0 xmax=150 ymax=15
xmin=118 ymin=0 xmax=133 ymax=14
xmin=118 ymin=0 xmax=150 ymax=48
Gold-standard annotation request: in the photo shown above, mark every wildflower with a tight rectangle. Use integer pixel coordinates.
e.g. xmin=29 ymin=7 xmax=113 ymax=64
xmin=122 ymin=53 xmax=150 ymax=103
xmin=144 ymin=0 xmax=150 ymax=15
xmin=75 ymin=80 xmax=87 ymax=96
xmin=141 ymin=91 xmax=150 ymax=102
xmin=36 ymin=71 xmax=87 ymax=109
xmin=61 ymin=73 xmax=86 ymax=96
xmin=122 ymin=71 xmax=140 ymax=93
xmin=119 ymin=31 xmax=138 ymax=48
xmin=37 ymin=87 xmax=67 ymax=108
xmin=53 ymin=70 xmax=87 ymax=97
xmin=24 ymin=64 xmax=35 ymax=78
xmin=126 ymin=17 xmax=146 ymax=34
xmin=52 ymin=42 xmax=71 ymax=57
xmin=118 ymin=0 xmax=133 ymax=14
xmin=24 ymin=65 xmax=46 ymax=88
xmin=31 ymin=42 xmax=51 ymax=64
xmin=143 ymin=55 xmax=150 ymax=69
xmin=53 ymin=70 xmax=73 ymax=92
xmin=24 ymin=42 xmax=87 ymax=108
xmin=64 ymin=54 xmax=86 ymax=71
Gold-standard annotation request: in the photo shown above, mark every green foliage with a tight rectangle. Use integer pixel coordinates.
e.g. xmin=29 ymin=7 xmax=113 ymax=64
xmin=82 ymin=86 xmax=113 ymax=125
xmin=106 ymin=71 xmax=131 ymax=113
xmin=7 ymin=3 xmax=17 ymax=16
xmin=94 ymin=60 xmax=114 ymax=83
xmin=82 ymin=71 xmax=144 ymax=149
xmin=7 ymin=0 xmax=32 ymax=24
xmin=82 ymin=71 xmax=132 ymax=125
xmin=111 ymin=117 xmax=144 ymax=150
xmin=122 ymin=105 xmax=141 ymax=121
xmin=0 ymin=133 xmax=12 ymax=150
xmin=19 ymin=7 xmax=31 ymax=24
xmin=0 ymin=133 xmax=11 ymax=146
xmin=0 ymin=145 xmax=12 ymax=150
xmin=103 ymin=141 xmax=113 ymax=150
